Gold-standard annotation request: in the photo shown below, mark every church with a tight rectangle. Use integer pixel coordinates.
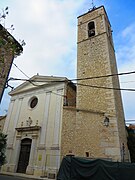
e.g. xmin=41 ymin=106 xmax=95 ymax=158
xmin=2 ymin=5 xmax=129 ymax=178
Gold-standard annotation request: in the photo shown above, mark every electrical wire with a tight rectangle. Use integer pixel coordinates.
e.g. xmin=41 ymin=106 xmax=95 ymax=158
xmin=11 ymin=63 xmax=135 ymax=82
xmin=51 ymin=91 xmax=65 ymax=97
xmin=6 ymin=75 xmax=135 ymax=120
xmin=75 ymin=83 xmax=135 ymax=92
xmin=13 ymin=63 xmax=30 ymax=79
xmin=8 ymin=77 xmax=64 ymax=88
xmin=8 ymin=77 xmax=66 ymax=84
xmin=70 ymin=70 xmax=135 ymax=82
xmin=126 ymin=120 xmax=135 ymax=122
xmin=7 ymin=77 xmax=135 ymax=92
xmin=120 ymin=80 xmax=135 ymax=84
xmin=7 ymin=63 xmax=135 ymax=92
xmin=8 ymin=77 xmax=135 ymax=85
xmin=9 ymin=63 xmax=45 ymax=87
xmin=126 ymin=122 xmax=135 ymax=124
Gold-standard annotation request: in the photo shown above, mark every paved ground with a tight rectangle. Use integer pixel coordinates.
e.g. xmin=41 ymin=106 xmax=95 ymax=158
xmin=0 ymin=175 xmax=29 ymax=180
xmin=0 ymin=172 xmax=54 ymax=180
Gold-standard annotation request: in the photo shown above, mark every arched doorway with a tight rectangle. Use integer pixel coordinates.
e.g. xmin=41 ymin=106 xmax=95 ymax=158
xmin=17 ymin=138 xmax=32 ymax=173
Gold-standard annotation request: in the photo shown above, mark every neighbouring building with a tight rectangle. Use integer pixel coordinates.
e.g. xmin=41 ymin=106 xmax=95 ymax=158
xmin=2 ymin=75 xmax=76 ymax=178
xmin=2 ymin=5 xmax=130 ymax=179
xmin=0 ymin=24 xmax=23 ymax=103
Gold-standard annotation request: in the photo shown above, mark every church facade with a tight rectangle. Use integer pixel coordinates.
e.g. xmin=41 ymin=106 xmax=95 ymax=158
xmin=2 ymin=75 xmax=76 ymax=177
xmin=2 ymin=5 xmax=129 ymax=178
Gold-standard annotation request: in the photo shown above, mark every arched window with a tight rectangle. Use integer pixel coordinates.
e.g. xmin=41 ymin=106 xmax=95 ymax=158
xmin=88 ymin=21 xmax=95 ymax=37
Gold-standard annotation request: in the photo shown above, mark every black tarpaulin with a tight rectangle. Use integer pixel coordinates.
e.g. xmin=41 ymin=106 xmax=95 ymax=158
xmin=57 ymin=156 xmax=135 ymax=180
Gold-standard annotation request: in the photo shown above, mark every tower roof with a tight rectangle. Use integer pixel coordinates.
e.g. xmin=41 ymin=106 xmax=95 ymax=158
xmin=77 ymin=5 xmax=111 ymax=27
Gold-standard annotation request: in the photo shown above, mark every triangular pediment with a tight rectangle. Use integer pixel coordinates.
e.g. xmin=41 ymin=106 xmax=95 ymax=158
xmin=9 ymin=75 xmax=68 ymax=96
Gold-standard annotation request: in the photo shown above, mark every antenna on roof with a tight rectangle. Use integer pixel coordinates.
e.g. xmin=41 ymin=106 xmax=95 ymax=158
xmin=88 ymin=0 xmax=96 ymax=11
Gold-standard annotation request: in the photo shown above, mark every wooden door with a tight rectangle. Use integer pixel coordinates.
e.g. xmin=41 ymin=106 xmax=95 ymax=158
xmin=17 ymin=138 xmax=32 ymax=173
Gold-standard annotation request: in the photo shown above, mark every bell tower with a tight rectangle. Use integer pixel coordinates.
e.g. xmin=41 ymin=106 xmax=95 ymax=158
xmin=75 ymin=6 xmax=129 ymax=161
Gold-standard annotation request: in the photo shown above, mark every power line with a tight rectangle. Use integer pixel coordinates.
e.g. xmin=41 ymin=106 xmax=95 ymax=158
xmin=5 ymin=64 xmax=135 ymax=120
xmin=126 ymin=120 xmax=135 ymax=122
xmin=71 ymin=70 xmax=135 ymax=82
xmin=6 ymin=77 xmax=135 ymax=119
xmin=8 ymin=77 xmax=135 ymax=85
xmin=9 ymin=63 xmax=33 ymax=87
xmin=8 ymin=77 xmax=65 ymax=88
xmin=121 ymin=80 xmax=135 ymax=84
xmin=76 ymin=83 xmax=135 ymax=92
xmin=11 ymin=63 xmax=135 ymax=83
xmin=7 ymin=77 xmax=135 ymax=92
xmin=13 ymin=63 xmax=30 ymax=79
xmin=126 ymin=122 xmax=135 ymax=124
xmin=7 ymin=63 xmax=135 ymax=92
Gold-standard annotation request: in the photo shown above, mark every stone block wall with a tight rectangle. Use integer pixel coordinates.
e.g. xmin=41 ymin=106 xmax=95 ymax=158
xmin=61 ymin=107 xmax=122 ymax=161
xmin=74 ymin=6 xmax=129 ymax=161
xmin=0 ymin=47 xmax=13 ymax=102
xmin=61 ymin=107 xmax=76 ymax=156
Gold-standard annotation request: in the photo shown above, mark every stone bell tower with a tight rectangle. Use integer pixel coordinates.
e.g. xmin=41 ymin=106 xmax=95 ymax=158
xmin=74 ymin=6 xmax=129 ymax=161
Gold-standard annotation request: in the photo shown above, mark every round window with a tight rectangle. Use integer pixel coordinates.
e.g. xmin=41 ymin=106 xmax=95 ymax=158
xmin=29 ymin=97 xmax=38 ymax=108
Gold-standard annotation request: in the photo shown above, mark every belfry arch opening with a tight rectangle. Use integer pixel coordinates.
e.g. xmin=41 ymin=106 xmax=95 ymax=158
xmin=88 ymin=21 xmax=95 ymax=37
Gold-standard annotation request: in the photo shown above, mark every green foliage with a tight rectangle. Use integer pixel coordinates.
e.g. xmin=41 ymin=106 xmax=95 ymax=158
xmin=0 ymin=132 xmax=7 ymax=166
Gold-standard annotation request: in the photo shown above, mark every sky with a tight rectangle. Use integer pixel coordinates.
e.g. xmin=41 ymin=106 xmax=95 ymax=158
xmin=0 ymin=0 xmax=135 ymax=123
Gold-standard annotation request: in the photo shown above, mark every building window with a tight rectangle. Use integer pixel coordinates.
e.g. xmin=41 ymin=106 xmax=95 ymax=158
xmin=29 ymin=97 xmax=38 ymax=109
xmin=88 ymin=21 xmax=95 ymax=37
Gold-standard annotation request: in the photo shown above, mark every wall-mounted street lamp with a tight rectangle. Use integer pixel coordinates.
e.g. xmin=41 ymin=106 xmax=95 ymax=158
xmin=104 ymin=116 xmax=109 ymax=127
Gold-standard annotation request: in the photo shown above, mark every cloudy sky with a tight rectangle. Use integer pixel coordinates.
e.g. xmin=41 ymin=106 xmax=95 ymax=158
xmin=0 ymin=0 xmax=135 ymax=123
